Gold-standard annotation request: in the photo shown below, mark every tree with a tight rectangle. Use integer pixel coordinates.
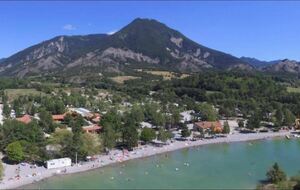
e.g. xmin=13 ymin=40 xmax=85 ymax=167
xmin=100 ymin=110 xmax=122 ymax=151
xmin=195 ymin=103 xmax=217 ymax=121
xmin=2 ymin=102 xmax=10 ymax=118
xmin=54 ymin=100 xmax=65 ymax=114
xmin=247 ymin=112 xmax=261 ymax=129
xmin=140 ymin=128 xmax=156 ymax=143
xmin=157 ymin=128 xmax=172 ymax=142
xmin=122 ymin=120 xmax=138 ymax=150
xmin=81 ymin=133 xmax=103 ymax=156
xmin=152 ymin=112 xmax=166 ymax=127
xmin=171 ymin=110 xmax=181 ymax=126
xmin=222 ymin=121 xmax=230 ymax=134
xmin=39 ymin=109 xmax=56 ymax=133
xmin=238 ymin=120 xmax=244 ymax=128
xmin=130 ymin=105 xmax=145 ymax=124
xmin=266 ymin=162 xmax=287 ymax=184
xmin=72 ymin=115 xmax=86 ymax=134
xmin=63 ymin=113 xmax=73 ymax=125
xmin=181 ymin=124 xmax=191 ymax=137
xmin=102 ymin=125 xmax=117 ymax=150
xmin=283 ymin=108 xmax=295 ymax=126
xmin=13 ymin=99 xmax=22 ymax=117
xmin=275 ymin=109 xmax=283 ymax=126
xmin=20 ymin=140 xmax=41 ymax=163
xmin=0 ymin=120 xmax=45 ymax=150
xmin=6 ymin=141 xmax=24 ymax=163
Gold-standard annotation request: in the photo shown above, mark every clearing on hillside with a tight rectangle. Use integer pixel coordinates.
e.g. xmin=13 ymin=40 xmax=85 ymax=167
xmin=287 ymin=87 xmax=300 ymax=93
xmin=136 ymin=70 xmax=190 ymax=80
xmin=110 ymin=76 xmax=140 ymax=84
xmin=4 ymin=89 xmax=46 ymax=101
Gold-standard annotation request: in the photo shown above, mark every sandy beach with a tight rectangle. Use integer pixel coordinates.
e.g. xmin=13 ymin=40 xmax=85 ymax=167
xmin=0 ymin=130 xmax=291 ymax=189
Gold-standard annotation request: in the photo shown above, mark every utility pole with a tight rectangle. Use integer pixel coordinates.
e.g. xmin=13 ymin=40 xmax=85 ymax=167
xmin=75 ymin=152 xmax=78 ymax=166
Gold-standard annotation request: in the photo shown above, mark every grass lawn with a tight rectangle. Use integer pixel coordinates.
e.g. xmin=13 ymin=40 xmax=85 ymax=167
xmin=110 ymin=76 xmax=140 ymax=84
xmin=287 ymin=87 xmax=300 ymax=93
xmin=4 ymin=89 xmax=46 ymax=101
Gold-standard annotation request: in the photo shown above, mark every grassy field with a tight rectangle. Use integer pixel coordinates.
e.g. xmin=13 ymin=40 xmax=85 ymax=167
xmin=287 ymin=87 xmax=300 ymax=93
xmin=137 ymin=70 xmax=190 ymax=80
xmin=4 ymin=89 xmax=46 ymax=101
xmin=110 ymin=76 xmax=140 ymax=84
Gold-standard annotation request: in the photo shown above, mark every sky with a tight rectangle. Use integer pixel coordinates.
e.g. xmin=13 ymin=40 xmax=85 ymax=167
xmin=0 ymin=1 xmax=300 ymax=61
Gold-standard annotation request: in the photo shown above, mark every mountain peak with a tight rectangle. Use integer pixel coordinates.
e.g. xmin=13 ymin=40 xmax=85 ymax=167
xmin=0 ymin=18 xmax=252 ymax=77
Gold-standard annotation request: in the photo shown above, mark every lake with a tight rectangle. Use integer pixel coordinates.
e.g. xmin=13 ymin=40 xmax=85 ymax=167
xmin=24 ymin=138 xmax=300 ymax=189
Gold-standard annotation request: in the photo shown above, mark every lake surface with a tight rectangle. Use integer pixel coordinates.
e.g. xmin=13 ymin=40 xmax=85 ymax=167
xmin=24 ymin=138 xmax=300 ymax=189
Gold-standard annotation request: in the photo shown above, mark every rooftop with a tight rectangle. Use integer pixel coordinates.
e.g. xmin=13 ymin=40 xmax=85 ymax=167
xmin=16 ymin=114 xmax=32 ymax=124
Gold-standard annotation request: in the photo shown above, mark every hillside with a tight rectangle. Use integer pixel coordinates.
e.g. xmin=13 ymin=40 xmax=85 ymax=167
xmin=240 ymin=56 xmax=280 ymax=69
xmin=263 ymin=59 xmax=300 ymax=74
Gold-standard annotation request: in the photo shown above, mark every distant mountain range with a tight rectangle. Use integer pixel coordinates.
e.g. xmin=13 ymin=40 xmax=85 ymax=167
xmin=0 ymin=18 xmax=298 ymax=78
xmin=0 ymin=18 xmax=252 ymax=77
xmin=240 ymin=57 xmax=281 ymax=69
xmin=240 ymin=57 xmax=300 ymax=74
xmin=0 ymin=58 xmax=5 ymax=63
xmin=263 ymin=59 xmax=300 ymax=74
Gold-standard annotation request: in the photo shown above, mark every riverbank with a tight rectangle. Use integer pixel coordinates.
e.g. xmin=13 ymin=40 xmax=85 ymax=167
xmin=0 ymin=131 xmax=291 ymax=189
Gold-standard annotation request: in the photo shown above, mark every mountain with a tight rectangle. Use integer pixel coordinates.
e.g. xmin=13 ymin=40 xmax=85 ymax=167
xmin=0 ymin=18 xmax=252 ymax=77
xmin=263 ymin=59 xmax=300 ymax=74
xmin=0 ymin=58 xmax=5 ymax=63
xmin=240 ymin=56 xmax=280 ymax=69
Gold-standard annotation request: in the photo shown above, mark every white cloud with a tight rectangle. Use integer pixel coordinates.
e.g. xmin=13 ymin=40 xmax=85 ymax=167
xmin=63 ymin=24 xmax=76 ymax=31
xmin=107 ymin=30 xmax=117 ymax=35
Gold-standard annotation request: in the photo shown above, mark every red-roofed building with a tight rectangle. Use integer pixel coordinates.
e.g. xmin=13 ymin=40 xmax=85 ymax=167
xmin=52 ymin=114 xmax=65 ymax=122
xmin=16 ymin=114 xmax=32 ymax=124
xmin=194 ymin=121 xmax=222 ymax=133
xmin=91 ymin=113 xmax=101 ymax=123
xmin=82 ymin=124 xmax=102 ymax=133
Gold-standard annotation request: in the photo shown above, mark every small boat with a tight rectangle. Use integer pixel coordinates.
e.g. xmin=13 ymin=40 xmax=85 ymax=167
xmin=286 ymin=135 xmax=291 ymax=139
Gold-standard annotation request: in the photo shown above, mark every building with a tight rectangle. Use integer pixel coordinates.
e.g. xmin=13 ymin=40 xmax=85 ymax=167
xmin=16 ymin=114 xmax=32 ymax=124
xmin=46 ymin=157 xmax=72 ymax=169
xmin=52 ymin=114 xmax=65 ymax=122
xmin=180 ymin=110 xmax=194 ymax=123
xmin=69 ymin=108 xmax=93 ymax=118
xmin=194 ymin=121 xmax=223 ymax=133
xmin=82 ymin=124 xmax=102 ymax=133
xmin=91 ymin=113 xmax=101 ymax=123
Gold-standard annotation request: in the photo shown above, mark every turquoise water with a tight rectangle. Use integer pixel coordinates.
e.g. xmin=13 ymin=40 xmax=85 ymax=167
xmin=24 ymin=138 xmax=300 ymax=189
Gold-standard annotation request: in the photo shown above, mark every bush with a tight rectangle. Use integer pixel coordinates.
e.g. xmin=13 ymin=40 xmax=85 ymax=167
xmin=140 ymin=128 xmax=156 ymax=143
xmin=6 ymin=141 xmax=24 ymax=163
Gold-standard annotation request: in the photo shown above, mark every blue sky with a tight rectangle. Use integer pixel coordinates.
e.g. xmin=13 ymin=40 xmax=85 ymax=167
xmin=0 ymin=1 xmax=299 ymax=61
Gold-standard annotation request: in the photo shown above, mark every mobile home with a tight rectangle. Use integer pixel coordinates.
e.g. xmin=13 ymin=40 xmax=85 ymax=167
xmin=46 ymin=157 xmax=72 ymax=169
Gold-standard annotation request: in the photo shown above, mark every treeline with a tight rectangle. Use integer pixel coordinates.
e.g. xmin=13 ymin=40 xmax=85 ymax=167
xmin=102 ymin=70 xmax=300 ymax=129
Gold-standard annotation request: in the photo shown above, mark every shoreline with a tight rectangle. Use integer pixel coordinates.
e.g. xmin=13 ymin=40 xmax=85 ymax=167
xmin=0 ymin=131 xmax=291 ymax=189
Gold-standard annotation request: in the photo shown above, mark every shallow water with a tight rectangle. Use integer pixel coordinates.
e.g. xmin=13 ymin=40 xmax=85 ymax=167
xmin=24 ymin=138 xmax=300 ymax=189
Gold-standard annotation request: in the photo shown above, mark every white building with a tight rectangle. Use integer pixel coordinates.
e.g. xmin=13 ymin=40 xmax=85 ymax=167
xmin=69 ymin=107 xmax=93 ymax=118
xmin=46 ymin=157 xmax=72 ymax=169
xmin=180 ymin=110 xmax=194 ymax=123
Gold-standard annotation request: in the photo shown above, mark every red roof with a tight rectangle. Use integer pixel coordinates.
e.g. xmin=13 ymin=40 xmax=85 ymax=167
xmin=16 ymin=114 xmax=32 ymax=124
xmin=82 ymin=124 xmax=102 ymax=133
xmin=194 ymin=121 xmax=222 ymax=130
xmin=90 ymin=113 xmax=101 ymax=123
xmin=52 ymin=114 xmax=65 ymax=121
xmin=92 ymin=116 xmax=101 ymax=123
